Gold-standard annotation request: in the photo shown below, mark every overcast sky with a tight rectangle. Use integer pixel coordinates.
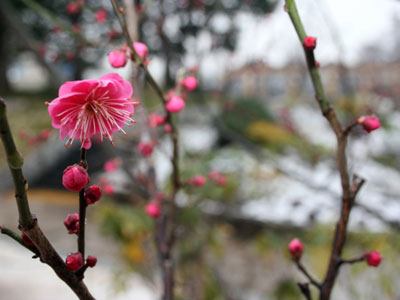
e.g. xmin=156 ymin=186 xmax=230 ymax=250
xmin=235 ymin=0 xmax=400 ymax=67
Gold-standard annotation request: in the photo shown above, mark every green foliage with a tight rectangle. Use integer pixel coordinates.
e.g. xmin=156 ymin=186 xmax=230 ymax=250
xmin=220 ymin=98 xmax=274 ymax=136
xmin=272 ymin=278 xmax=302 ymax=300
xmin=97 ymin=201 xmax=153 ymax=243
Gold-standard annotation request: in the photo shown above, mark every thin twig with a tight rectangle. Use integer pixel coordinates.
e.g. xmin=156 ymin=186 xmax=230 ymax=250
xmin=0 ymin=225 xmax=40 ymax=256
xmin=297 ymin=283 xmax=312 ymax=300
xmin=343 ymin=120 xmax=358 ymax=136
xmin=338 ymin=255 xmax=365 ymax=266
xmin=294 ymin=259 xmax=321 ymax=289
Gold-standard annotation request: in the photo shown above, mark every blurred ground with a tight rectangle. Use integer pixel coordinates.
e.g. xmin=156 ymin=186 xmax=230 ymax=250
xmin=0 ymin=189 xmax=157 ymax=300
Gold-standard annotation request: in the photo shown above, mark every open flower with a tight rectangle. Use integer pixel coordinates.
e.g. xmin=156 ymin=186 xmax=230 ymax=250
xmin=48 ymin=73 xmax=135 ymax=149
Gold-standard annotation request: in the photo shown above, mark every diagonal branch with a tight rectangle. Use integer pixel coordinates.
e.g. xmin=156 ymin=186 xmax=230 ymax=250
xmin=0 ymin=98 xmax=95 ymax=300
xmin=294 ymin=259 xmax=322 ymax=289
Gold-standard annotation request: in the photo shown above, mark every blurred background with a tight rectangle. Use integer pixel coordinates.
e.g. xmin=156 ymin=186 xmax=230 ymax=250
xmin=0 ymin=0 xmax=400 ymax=299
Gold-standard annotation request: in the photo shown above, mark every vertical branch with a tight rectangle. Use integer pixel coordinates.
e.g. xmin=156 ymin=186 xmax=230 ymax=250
xmin=110 ymin=1 xmax=181 ymax=299
xmin=0 ymin=98 xmax=33 ymax=227
xmin=284 ymin=1 xmax=363 ymax=299
xmin=78 ymin=148 xmax=87 ymax=260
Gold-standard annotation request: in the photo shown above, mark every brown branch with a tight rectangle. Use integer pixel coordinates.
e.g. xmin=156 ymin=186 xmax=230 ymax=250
xmin=0 ymin=225 xmax=39 ymax=256
xmin=294 ymin=259 xmax=321 ymax=289
xmin=110 ymin=2 xmax=182 ymax=299
xmin=0 ymin=98 xmax=95 ymax=300
xmin=338 ymin=255 xmax=365 ymax=266
xmin=297 ymin=283 xmax=312 ymax=300
xmin=76 ymin=148 xmax=88 ymax=278
xmin=343 ymin=120 xmax=358 ymax=136
xmin=285 ymin=1 xmax=368 ymax=299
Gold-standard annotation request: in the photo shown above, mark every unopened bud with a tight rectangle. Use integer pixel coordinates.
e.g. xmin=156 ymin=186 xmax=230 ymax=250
xmin=357 ymin=115 xmax=380 ymax=133
xmin=62 ymin=164 xmax=89 ymax=192
xmin=364 ymin=251 xmax=382 ymax=267
xmin=86 ymin=255 xmax=97 ymax=267
xmin=145 ymin=202 xmax=161 ymax=218
xmin=303 ymin=36 xmax=317 ymax=51
xmin=85 ymin=185 xmax=102 ymax=205
xmin=66 ymin=252 xmax=84 ymax=271
xmin=22 ymin=232 xmax=35 ymax=248
xmin=64 ymin=213 xmax=80 ymax=234
xmin=288 ymin=238 xmax=304 ymax=260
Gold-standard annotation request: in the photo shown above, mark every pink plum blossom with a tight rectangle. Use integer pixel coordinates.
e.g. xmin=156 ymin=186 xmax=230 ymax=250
xmin=48 ymin=73 xmax=135 ymax=149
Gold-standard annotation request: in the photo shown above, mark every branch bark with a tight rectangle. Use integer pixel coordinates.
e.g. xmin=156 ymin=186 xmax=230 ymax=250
xmin=0 ymin=98 xmax=95 ymax=300
xmin=110 ymin=2 xmax=182 ymax=299
xmin=284 ymin=1 xmax=366 ymax=299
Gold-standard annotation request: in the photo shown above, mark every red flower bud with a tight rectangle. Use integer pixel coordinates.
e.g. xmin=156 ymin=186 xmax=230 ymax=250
xmin=66 ymin=2 xmax=81 ymax=15
xmin=357 ymin=116 xmax=380 ymax=133
xmin=64 ymin=213 xmax=80 ymax=234
xmin=104 ymin=184 xmax=115 ymax=195
xmin=303 ymin=36 xmax=317 ymax=51
xmin=164 ymin=124 xmax=172 ymax=133
xmin=66 ymin=252 xmax=84 ymax=271
xmin=133 ymin=42 xmax=148 ymax=59
xmin=208 ymin=171 xmax=228 ymax=186
xmin=62 ymin=165 xmax=89 ymax=192
xmin=181 ymin=76 xmax=198 ymax=91
xmin=86 ymin=255 xmax=97 ymax=267
xmin=288 ymin=238 xmax=304 ymax=260
xmin=364 ymin=251 xmax=382 ymax=267
xmin=148 ymin=113 xmax=166 ymax=128
xmin=188 ymin=175 xmax=207 ymax=187
xmin=138 ymin=141 xmax=155 ymax=157
xmin=166 ymin=96 xmax=185 ymax=113
xmin=22 ymin=232 xmax=35 ymax=248
xmin=108 ymin=49 xmax=128 ymax=68
xmin=145 ymin=202 xmax=161 ymax=218
xmin=85 ymin=185 xmax=102 ymax=205
xmin=95 ymin=8 xmax=107 ymax=23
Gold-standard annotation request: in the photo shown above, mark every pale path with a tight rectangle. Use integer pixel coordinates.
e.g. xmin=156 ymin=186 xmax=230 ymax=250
xmin=0 ymin=189 xmax=157 ymax=300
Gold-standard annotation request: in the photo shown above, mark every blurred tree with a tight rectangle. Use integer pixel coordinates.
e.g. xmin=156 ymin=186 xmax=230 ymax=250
xmin=138 ymin=0 xmax=278 ymax=85
xmin=0 ymin=0 xmax=114 ymax=91
xmin=0 ymin=0 xmax=278 ymax=92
